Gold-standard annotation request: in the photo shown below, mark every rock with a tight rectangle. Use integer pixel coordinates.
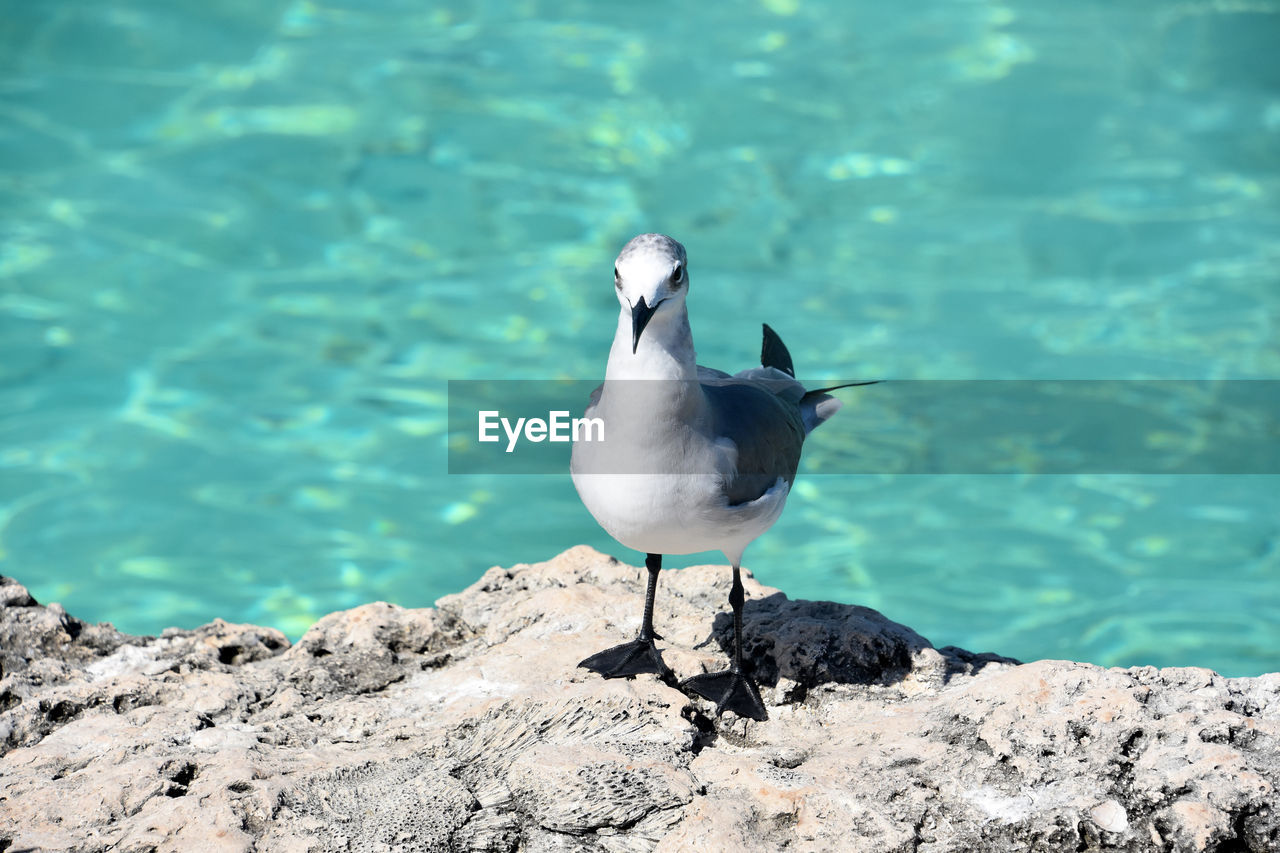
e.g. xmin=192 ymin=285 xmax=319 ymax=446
xmin=1 ymin=547 xmax=1277 ymax=852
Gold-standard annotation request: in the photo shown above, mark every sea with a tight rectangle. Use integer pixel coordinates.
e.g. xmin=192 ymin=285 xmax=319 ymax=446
xmin=2 ymin=0 xmax=1277 ymax=675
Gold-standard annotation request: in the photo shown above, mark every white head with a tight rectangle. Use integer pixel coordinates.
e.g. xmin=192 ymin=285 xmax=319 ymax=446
xmin=613 ymin=233 xmax=689 ymax=354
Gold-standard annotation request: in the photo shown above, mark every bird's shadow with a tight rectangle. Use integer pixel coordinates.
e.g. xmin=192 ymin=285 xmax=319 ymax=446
xmin=693 ymin=592 xmax=1013 ymax=700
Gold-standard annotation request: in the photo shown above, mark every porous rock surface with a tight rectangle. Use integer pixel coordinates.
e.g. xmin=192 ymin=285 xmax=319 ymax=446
xmin=1 ymin=547 xmax=1277 ymax=852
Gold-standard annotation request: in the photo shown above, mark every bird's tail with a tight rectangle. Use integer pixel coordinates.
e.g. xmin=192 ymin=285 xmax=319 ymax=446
xmin=799 ymin=380 xmax=880 ymax=432
xmin=761 ymin=323 xmax=880 ymax=432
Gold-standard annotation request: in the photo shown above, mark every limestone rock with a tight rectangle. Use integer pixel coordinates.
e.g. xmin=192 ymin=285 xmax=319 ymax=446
xmin=1 ymin=547 xmax=1277 ymax=851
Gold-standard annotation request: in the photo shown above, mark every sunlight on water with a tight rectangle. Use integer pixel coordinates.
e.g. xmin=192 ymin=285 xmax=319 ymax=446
xmin=1 ymin=0 xmax=1277 ymax=675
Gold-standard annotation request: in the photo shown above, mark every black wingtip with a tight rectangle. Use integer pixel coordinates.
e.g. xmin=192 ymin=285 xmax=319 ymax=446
xmin=760 ymin=323 xmax=795 ymax=378
xmin=800 ymin=379 xmax=881 ymax=401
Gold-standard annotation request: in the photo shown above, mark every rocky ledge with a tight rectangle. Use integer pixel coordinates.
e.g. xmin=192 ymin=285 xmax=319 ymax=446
xmin=1 ymin=546 xmax=1277 ymax=852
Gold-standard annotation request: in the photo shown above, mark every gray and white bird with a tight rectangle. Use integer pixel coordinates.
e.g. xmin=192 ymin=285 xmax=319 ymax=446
xmin=570 ymin=233 xmax=872 ymax=721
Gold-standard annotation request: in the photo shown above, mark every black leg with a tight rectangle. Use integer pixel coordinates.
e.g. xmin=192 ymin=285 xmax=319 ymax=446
xmin=579 ymin=554 xmax=674 ymax=681
xmin=639 ymin=552 xmax=662 ymax=642
xmin=680 ymin=564 xmax=768 ymax=721
xmin=729 ymin=563 xmax=745 ymax=670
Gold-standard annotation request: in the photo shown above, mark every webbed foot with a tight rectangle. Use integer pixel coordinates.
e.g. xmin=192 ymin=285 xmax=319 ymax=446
xmin=579 ymin=637 xmax=674 ymax=681
xmin=681 ymin=668 xmax=768 ymax=721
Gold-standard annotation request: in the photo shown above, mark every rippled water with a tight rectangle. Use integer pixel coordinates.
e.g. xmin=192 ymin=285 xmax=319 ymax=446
xmin=2 ymin=0 xmax=1277 ymax=674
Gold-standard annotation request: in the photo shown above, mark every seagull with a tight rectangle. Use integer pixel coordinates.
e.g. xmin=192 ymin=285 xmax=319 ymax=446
xmin=570 ymin=233 xmax=874 ymax=721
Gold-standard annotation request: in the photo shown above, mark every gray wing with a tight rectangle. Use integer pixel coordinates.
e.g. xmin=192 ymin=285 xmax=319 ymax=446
xmin=702 ymin=381 xmax=805 ymax=506
xmin=696 ymin=365 xmax=733 ymax=381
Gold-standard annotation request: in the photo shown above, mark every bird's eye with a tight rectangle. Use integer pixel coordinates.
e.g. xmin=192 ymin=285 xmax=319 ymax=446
xmin=614 ymin=266 xmax=621 ymax=289
xmin=670 ymin=264 xmax=683 ymax=285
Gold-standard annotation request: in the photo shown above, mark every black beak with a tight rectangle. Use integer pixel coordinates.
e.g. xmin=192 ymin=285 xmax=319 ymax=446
xmin=631 ymin=296 xmax=660 ymax=354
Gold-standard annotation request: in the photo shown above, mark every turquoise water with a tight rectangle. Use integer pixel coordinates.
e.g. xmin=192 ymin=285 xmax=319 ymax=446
xmin=2 ymin=1 xmax=1277 ymax=674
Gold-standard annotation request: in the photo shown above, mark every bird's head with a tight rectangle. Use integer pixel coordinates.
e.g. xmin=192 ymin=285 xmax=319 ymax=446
xmin=613 ymin=233 xmax=688 ymax=354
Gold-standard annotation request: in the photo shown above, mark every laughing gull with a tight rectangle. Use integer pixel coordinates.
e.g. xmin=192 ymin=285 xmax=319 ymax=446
xmin=571 ymin=233 xmax=873 ymax=721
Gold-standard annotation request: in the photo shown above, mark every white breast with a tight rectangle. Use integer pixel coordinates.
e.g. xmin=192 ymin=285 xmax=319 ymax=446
xmin=570 ymin=466 xmax=791 ymax=565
